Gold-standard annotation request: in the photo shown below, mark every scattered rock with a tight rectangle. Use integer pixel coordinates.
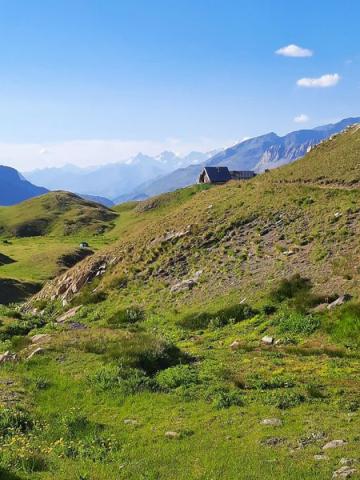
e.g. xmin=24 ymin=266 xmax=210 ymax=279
xmin=56 ymin=306 xmax=82 ymax=323
xmin=261 ymin=336 xmax=274 ymax=345
xmin=312 ymin=303 xmax=329 ymax=313
xmin=314 ymin=454 xmax=329 ymax=461
xmin=261 ymin=437 xmax=285 ymax=446
xmin=332 ymin=466 xmax=357 ymax=479
xmin=261 ymin=418 xmax=282 ymax=427
xmin=27 ymin=347 xmax=45 ymax=360
xmin=298 ymin=431 xmax=326 ymax=448
xmin=124 ymin=419 xmax=138 ymax=426
xmin=165 ymin=431 xmax=180 ymax=439
xmin=334 ymin=212 xmax=343 ymax=219
xmin=323 ymin=439 xmax=347 ymax=450
xmin=327 ymin=296 xmax=350 ymax=310
xmin=339 ymin=459 xmax=356 ymax=467
xmin=170 ymin=271 xmax=203 ymax=293
xmin=0 ymin=351 xmax=17 ymax=364
xmin=31 ymin=334 xmax=51 ymax=344
xmin=68 ymin=322 xmax=87 ymax=330
xmin=230 ymin=340 xmax=241 ymax=351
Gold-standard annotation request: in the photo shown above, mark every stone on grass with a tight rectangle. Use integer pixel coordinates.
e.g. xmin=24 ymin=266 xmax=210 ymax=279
xmin=332 ymin=466 xmax=357 ymax=479
xmin=123 ymin=419 xmax=138 ymax=425
xmin=314 ymin=454 xmax=329 ymax=461
xmin=261 ymin=418 xmax=283 ymax=427
xmin=327 ymin=296 xmax=349 ymax=310
xmin=230 ymin=340 xmax=241 ymax=351
xmin=339 ymin=459 xmax=356 ymax=466
xmin=323 ymin=439 xmax=347 ymax=450
xmin=56 ymin=305 xmax=82 ymax=323
xmin=261 ymin=336 xmax=274 ymax=345
xmin=27 ymin=347 xmax=45 ymax=360
xmin=31 ymin=334 xmax=51 ymax=344
xmin=0 ymin=351 xmax=17 ymax=364
xmin=165 ymin=431 xmax=180 ymax=439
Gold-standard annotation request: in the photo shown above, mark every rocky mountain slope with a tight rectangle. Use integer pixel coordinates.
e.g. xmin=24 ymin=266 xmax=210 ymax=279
xmin=32 ymin=124 xmax=360 ymax=309
xmin=124 ymin=117 xmax=360 ymax=200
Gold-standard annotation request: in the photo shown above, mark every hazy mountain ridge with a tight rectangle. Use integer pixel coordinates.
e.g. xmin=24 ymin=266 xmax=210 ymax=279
xmin=24 ymin=150 xmax=216 ymax=200
xmin=0 ymin=166 xmax=48 ymax=206
xmin=123 ymin=117 xmax=360 ymax=201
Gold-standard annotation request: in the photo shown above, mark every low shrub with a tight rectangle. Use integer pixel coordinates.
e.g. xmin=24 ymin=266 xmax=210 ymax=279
xmin=274 ymin=310 xmax=320 ymax=335
xmin=82 ymin=333 xmax=189 ymax=375
xmin=156 ymin=365 xmax=198 ymax=391
xmin=264 ymin=391 xmax=305 ymax=409
xmin=326 ymin=303 xmax=360 ymax=346
xmin=107 ymin=306 xmax=144 ymax=327
xmin=211 ymin=389 xmax=245 ymax=409
xmin=178 ymin=304 xmax=256 ymax=330
xmin=89 ymin=364 xmax=155 ymax=394
xmin=0 ymin=408 xmax=34 ymax=436
xmin=247 ymin=373 xmax=295 ymax=390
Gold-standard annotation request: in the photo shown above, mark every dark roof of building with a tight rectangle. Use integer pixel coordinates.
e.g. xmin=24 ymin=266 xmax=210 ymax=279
xmin=203 ymin=166 xmax=232 ymax=183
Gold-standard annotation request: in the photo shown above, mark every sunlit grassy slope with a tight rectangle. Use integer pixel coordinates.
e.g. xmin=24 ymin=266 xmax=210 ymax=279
xmin=0 ymin=125 xmax=359 ymax=480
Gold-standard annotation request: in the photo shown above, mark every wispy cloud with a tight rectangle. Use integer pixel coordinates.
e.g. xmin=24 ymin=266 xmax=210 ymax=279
xmin=297 ymin=73 xmax=340 ymax=88
xmin=294 ymin=114 xmax=309 ymax=123
xmin=275 ymin=44 xmax=313 ymax=58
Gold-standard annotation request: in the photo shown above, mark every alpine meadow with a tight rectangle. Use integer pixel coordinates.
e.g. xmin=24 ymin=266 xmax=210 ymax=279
xmin=0 ymin=2 xmax=359 ymax=480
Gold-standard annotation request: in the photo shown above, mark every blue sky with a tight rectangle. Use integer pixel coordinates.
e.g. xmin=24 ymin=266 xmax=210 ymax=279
xmin=1 ymin=0 xmax=359 ymax=169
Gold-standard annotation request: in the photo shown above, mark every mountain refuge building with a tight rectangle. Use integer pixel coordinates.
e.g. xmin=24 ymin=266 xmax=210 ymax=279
xmin=198 ymin=166 xmax=256 ymax=185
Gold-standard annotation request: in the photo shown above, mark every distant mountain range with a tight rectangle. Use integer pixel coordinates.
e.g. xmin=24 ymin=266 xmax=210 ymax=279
xmin=121 ymin=117 xmax=360 ymax=201
xmin=24 ymin=150 xmax=217 ymax=201
xmin=0 ymin=166 xmax=114 ymax=207
xmin=3 ymin=117 xmax=360 ymax=207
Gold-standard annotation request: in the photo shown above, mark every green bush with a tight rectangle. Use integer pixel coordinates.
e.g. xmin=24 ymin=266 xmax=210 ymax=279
xmin=107 ymin=306 xmax=144 ymax=327
xmin=326 ymin=303 xmax=360 ymax=346
xmin=264 ymin=391 xmax=305 ymax=409
xmin=156 ymin=365 xmax=198 ymax=391
xmin=275 ymin=310 xmax=320 ymax=335
xmin=247 ymin=373 xmax=295 ymax=390
xmin=89 ymin=364 xmax=155 ymax=394
xmin=211 ymin=389 xmax=245 ymax=409
xmin=178 ymin=304 xmax=256 ymax=330
xmin=82 ymin=333 xmax=189 ymax=375
xmin=0 ymin=408 xmax=34 ymax=436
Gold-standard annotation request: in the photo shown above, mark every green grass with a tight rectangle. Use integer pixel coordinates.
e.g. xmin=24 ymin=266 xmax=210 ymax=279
xmin=0 ymin=127 xmax=360 ymax=478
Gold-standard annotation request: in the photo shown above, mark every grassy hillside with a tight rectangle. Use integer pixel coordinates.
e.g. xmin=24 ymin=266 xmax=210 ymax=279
xmin=0 ymin=191 xmax=117 ymax=238
xmin=0 ymin=127 xmax=359 ymax=479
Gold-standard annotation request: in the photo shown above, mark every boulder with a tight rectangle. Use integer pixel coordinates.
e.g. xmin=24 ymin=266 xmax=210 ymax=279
xmin=0 ymin=351 xmax=17 ymax=364
xmin=327 ymin=296 xmax=349 ymax=310
xmin=314 ymin=454 xmax=329 ymax=461
xmin=260 ymin=418 xmax=282 ymax=427
xmin=165 ymin=431 xmax=180 ymax=439
xmin=56 ymin=306 xmax=82 ymax=323
xmin=31 ymin=334 xmax=51 ymax=344
xmin=323 ymin=439 xmax=347 ymax=450
xmin=261 ymin=336 xmax=274 ymax=345
xmin=332 ymin=466 xmax=357 ymax=479
xmin=27 ymin=347 xmax=45 ymax=360
xmin=230 ymin=340 xmax=241 ymax=351
xmin=124 ymin=419 xmax=138 ymax=426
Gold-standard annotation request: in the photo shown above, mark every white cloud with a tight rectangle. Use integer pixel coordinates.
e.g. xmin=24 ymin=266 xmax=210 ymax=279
xmin=294 ymin=114 xmax=309 ymax=123
xmin=276 ymin=44 xmax=313 ymax=58
xmin=297 ymin=73 xmax=340 ymax=88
